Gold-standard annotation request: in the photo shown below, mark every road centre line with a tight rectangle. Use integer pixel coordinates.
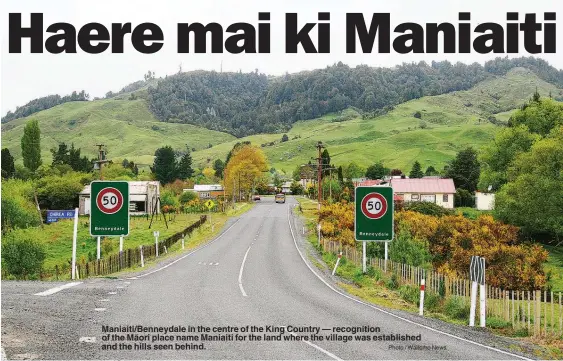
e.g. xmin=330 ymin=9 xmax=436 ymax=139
xmin=238 ymin=245 xmax=252 ymax=297
xmin=136 ymin=218 xmax=241 ymax=279
xmin=34 ymin=282 xmax=82 ymax=296
xmin=286 ymin=206 xmax=530 ymax=361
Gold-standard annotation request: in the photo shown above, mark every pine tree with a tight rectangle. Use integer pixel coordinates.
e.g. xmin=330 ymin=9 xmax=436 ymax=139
xmin=409 ymin=161 xmax=424 ymax=178
xmin=21 ymin=119 xmax=42 ymax=171
xmin=1 ymin=148 xmax=15 ymax=178
xmin=152 ymin=146 xmax=177 ymax=184
xmin=177 ymin=151 xmax=194 ymax=180
xmin=445 ymin=147 xmax=480 ymax=192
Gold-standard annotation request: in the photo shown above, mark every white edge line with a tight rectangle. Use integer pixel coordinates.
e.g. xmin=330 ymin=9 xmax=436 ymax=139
xmin=282 ymin=326 xmax=341 ymax=361
xmin=34 ymin=282 xmax=82 ymax=296
xmin=238 ymin=245 xmax=252 ymax=297
xmin=286 ymin=206 xmax=531 ymax=361
xmin=136 ymin=218 xmax=241 ymax=278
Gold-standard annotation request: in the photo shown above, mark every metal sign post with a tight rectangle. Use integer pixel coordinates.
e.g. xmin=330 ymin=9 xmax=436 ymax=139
xmin=469 ymin=255 xmax=486 ymax=327
xmin=71 ymin=208 xmax=79 ymax=280
xmin=355 ymin=186 xmax=394 ymax=273
xmin=90 ymin=181 xmax=130 ymax=237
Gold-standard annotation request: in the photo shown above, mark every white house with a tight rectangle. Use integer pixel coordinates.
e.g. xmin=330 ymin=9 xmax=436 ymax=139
xmin=475 ymin=192 xmax=495 ymax=210
xmin=390 ymin=178 xmax=456 ymax=209
xmin=183 ymin=184 xmax=224 ymax=199
xmin=78 ymin=181 xmax=160 ymax=215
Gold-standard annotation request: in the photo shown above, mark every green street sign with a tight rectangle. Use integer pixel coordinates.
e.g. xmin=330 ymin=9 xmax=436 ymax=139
xmin=355 ymin=186 xmax=394 ymax=242
xmin=90 ymin=181 xmax=130 ymax=237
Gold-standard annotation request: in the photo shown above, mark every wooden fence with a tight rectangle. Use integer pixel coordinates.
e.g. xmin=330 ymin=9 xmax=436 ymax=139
xmin=322 ymin=238 xmax=563 ymax=337
xmin=42 ymin=215 xmax=207 ymax=280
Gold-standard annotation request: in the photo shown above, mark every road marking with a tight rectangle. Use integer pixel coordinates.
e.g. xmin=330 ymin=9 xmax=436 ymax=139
xmin=124 ymin=281 xmax=130 ymax=284
xmin=136 ymin=218 xmax=241 ymax=279
xmin=214 ymin=262 xmax=219 ymax=265
xmin=127 ymin=277 xmax=138 ymax=280
xmin=79 ymin=337 xmax=96 ymax=343
xmin=283 ymin=327 xmax=340 ymax=361
xmin=100 ymin=299 xmax=109 ymax=302
xmin=286 ymin=206 xmax=531 ymax=361
xmin=116 ymin=286 xmax=124 ymax=289
xmin=34 ymin=282 xmax=82 ymax=296
xmin=238 ymin=245 xmax=252 ymax=297
xmin=94 ymin=308 xmax=106 ymax=312
xmin=108 ymin=292 xmax=117 ymax=295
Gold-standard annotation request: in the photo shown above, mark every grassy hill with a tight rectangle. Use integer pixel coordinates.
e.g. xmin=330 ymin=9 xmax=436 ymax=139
xmin=2 ymin=67 xmax=561 ymax=173
xmin=193 ymin=68 xmax=562 ymax=172
xmin=1 ymin=99 xmax=236 ymax=167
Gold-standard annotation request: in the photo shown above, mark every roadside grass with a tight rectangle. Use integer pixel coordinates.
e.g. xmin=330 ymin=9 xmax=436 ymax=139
xmin=112 ymin=203 xmax=254 ymax=277
xmin=294 ymin=197 xmax=563 ymax=353
xmin=544 ymin=244 xmax=563 ymax=293
xmin=455 ymin=207 xmax=493 ymax=220
xmin=4 ymin=213 xmax=207 ymax=272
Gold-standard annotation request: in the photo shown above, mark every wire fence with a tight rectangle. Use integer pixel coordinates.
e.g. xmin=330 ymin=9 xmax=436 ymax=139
xmin=322 ymin=238 xmax=563 ymax=337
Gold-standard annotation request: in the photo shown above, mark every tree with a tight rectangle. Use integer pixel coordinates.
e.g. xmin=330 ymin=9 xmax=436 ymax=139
xmin=445 ymin=147 xmax=480 ymax=193
xmin=509 ymin=98 xmax=563 ymax=137
xmin=478 ymin=125 xmax=538 ymax=191
xmin=177 ymin=151 xmax=194 ymax=180
xmin=152 ymin=146 xmax=177 ymax=184
xmin=365 ymin=162 xmax=388 ymax=179
xmin=337 ymin=166 xmax=344 ymax=183
xmin=213 ymin=159 xmax=225 ymax=178
xmin=409 ymin=161 xmax=424 ymax=178
xmin=50 ymin=142 xmax=92 ymax=172
xmin=425 ymin=166 xmax=437 ymax=176
xmin=343 ymin=162 xmax=364 ymax=180
xmin=21 ymin=119 xmax=42 ymax=171
xmin=290 ymin=181 xmax=304 ymax=195
xmin=281 ymin=134 xmax=289 ymax=142
xmin=390 ymin=169 xmax=403 ymax=176
xmin=1 ymin=148 xmax=15 ymax=178
xmin=321 ymin=149 xmax=331 ymax=176
xmin=2 ymin=237 xmax=46 ymax=278
xmin=273 ymin=172 xmax=283 ymax=189
xmin=223 ymin=144 xmax=268 ymax=200
xmin=495 ymin=126 xmax=563 ymax=239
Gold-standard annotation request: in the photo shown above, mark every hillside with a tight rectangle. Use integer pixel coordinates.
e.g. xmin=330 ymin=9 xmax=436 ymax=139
xmin=1 ymin=99 xmax=236 ymax=167
xmin=192 ymin=68 xmax=562 ymax=172
xmin=2 ymin=68 xmax=562 ymax=173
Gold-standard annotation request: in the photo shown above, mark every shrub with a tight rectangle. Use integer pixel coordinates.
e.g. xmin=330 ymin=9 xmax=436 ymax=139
xmin=2 ymin=237 xmax=46 ymax=278
xmin=179 ymin=191 xmax=198 ymax=203
xmin=486 ymin=317 xmax=511 ymax=329
xmin=398 ymin=285 xmax=420 ymax=304
xmin=101 ymin=237 xmax=114 ymax=255
xmin=386 ymin=272 xmax=400 ymax=289
xmin=403 ymin=202 xmax=454 ymax=217
xmin=1 ymin=179 xmax=42 ymax=230
xmin=454 ymin=188 xmax=474 ymax=207
xmin=424 ymin=292 xmax=441 ymax=311
xmin=444 ymin=296 xmax=470 ymax=320
xmin=413 ymin=111 xmax=422 ymax=119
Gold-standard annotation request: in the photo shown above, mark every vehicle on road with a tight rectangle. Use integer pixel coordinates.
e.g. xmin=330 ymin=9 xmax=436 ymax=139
xmin=253 ymin=195 xmax=261 ymax=201
xmin=275 ymin=193 xmax=286 ymax=203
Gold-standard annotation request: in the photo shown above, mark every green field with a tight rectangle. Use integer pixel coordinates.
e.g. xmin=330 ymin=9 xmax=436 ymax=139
xmin=2 ymin=67 xmax=561 ymax=174
xmin=3 ymin=213 xmax=202 ymax=271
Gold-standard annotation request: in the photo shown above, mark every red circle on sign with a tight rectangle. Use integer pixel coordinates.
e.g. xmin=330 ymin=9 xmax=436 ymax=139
xmin=361 ymin=192 xmax=388 ymax=219
xmin=96 ymin=187 xmax=124 ymax=214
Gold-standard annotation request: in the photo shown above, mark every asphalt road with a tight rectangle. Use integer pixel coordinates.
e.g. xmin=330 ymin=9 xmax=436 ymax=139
xmin=1 ymin=197 xmax=534 ymax=360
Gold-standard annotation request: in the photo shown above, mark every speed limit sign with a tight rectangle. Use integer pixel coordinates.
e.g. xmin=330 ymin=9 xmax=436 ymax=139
xmin=355 ymin=186 xmax=393 ymax=242
xmin=90 ymin=181 xmax=129 ymax=236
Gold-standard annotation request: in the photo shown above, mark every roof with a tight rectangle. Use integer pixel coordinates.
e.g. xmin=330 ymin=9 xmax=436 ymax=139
xmin=80 ymin=181 xmax=159 ymax=195
xmin=193 ymin=184 xmax=223 ymax=191
xmin=358 ymin=179 xmax=383 ymax=186
xmin=390 ymin=178 xmax=456 ymax=194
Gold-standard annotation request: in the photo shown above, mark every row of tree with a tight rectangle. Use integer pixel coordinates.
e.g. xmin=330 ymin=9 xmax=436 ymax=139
xmin=2 ymin=91 xmax=89 ymax=123
xmin=146 ymin=57 xmax=563 ymax=137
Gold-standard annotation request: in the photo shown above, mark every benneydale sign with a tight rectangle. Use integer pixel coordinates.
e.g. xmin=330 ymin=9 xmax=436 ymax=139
xmin=355 ymin=186 xmax=394 ymax=242
xmin=90 ymin=181 xmax=130 ymax=237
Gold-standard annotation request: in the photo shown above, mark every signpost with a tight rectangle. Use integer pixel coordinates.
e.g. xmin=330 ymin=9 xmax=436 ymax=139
xmin=355 ymin=186 xmax=394 ymax=273
xmin=469 ymin=255 xmax=486 ymax=327
xmin=204 ymin=200 xmax=215 ymax=231
xmin=46 ymin=210 xmax=76 ymax=224
xmin=90 ymin=181 xmax=130 ymax=237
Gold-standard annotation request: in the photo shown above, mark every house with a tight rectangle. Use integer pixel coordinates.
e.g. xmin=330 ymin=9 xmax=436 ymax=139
xmin=281 ymin=181 xmax=293 ymax=194
xmin=358 ymin=179 xmax=384 ymax=187
xmin=475 ymin=192 xmax=495 ymax=210
xmin=183 ymin=184 xmax=224 ymax=199
xmin=390 ymin=178 xmax=456 ymax=209
xmin=78 ymin=181 xmax=160 ymax=215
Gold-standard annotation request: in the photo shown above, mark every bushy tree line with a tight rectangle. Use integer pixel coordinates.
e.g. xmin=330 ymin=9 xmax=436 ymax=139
xmin=2 ymin=90 xmax=89 ymax=123
xmin=146 ymin=57 xmax=563 ymax=137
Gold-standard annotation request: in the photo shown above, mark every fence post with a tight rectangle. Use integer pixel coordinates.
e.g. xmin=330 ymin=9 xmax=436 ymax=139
xmin=419 ymin=279 xmax=425 ymax=316
xmin=182 ymin=234 xmax=185 ymax=250
xmin=140 ymin=245 xmax=144 ymax=267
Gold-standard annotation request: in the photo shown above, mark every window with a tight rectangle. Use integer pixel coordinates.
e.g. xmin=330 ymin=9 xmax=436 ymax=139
xmin=443 ymin=194 xmax=448 ymax=202
xmin=411 ymin=194 xmax=419 ymax=200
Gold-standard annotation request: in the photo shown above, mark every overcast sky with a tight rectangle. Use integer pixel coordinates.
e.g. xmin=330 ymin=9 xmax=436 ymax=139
xmin=1 ymin=0 xmax=562 ymax=115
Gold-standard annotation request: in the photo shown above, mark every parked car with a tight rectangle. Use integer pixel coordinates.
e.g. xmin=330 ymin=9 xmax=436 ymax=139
xmin=253 ymin=195 xmax=261 ymax=201
xmin=275 ymin=193 xmax=286 ymax=204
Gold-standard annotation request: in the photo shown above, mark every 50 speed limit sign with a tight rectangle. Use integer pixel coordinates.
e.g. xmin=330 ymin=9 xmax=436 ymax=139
xmin=90 ymin=181 xmax=129 ymax=236
xmin=355 ymin=186 xmax=393 ymax=242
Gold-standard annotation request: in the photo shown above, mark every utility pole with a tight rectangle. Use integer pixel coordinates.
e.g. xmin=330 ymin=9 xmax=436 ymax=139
xmin=316 ymin=141 xmax=324 ymax=211
xmin=94 ymin=144 xmax=110 ymax=180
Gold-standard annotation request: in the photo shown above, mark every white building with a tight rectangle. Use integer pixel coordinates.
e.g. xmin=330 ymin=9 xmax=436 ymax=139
xmin=391 ymin=178 xmax=456 ymax=209
xmin=475 ymin=192 xmax=495 ymax=210
xmin=78 ymin=181 xmax=160 ymax=215
xmin=183 ymin=184 xmax=223 ymax=199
